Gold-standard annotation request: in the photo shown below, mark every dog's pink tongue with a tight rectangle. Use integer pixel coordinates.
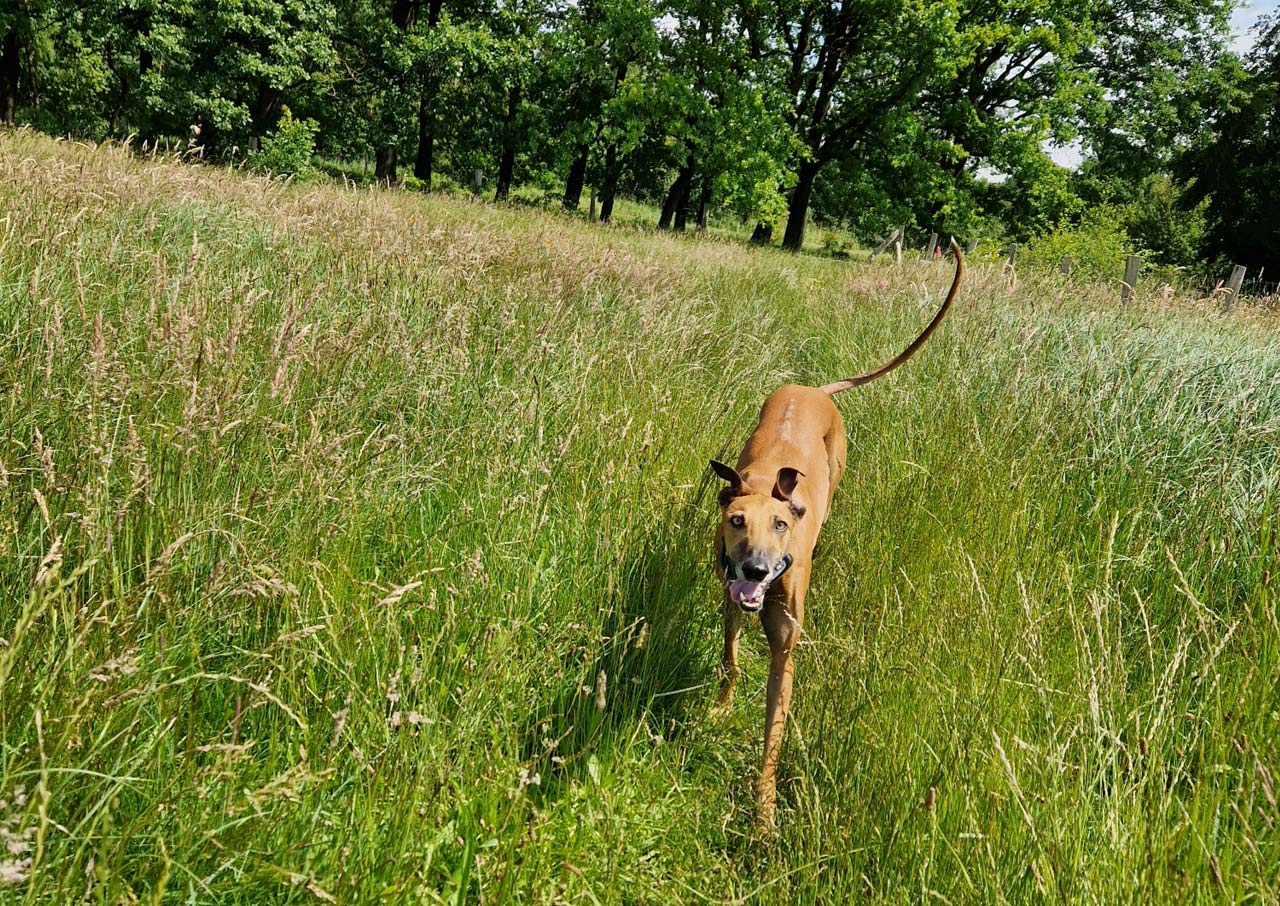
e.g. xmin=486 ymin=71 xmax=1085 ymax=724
xmin=729 ymin=580 xmax=765 ymax=604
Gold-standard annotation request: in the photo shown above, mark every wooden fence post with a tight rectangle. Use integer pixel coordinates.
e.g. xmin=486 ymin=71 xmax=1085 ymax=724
xmin=965 ymin=237 xmax=979 ymax=255
xmin=926 ymin=232 xmax=938 ymax=259
xmin=1059 ymin=255 xmax=1072 ymax=276
xmin=872 ymin=226 xmax=900 ymax=257
xmin=1220 ymin=264 xmax=1246 ymax=312
xmin=589 ymin=186 xmax=597 ymax=220
xmin=1121 ymin=255 xmax=1141 ymax=303
xmin=473 ymin=168 xmax=484 ymax=195
xmin=1004 ymin=242 xmax=1018 ymax=266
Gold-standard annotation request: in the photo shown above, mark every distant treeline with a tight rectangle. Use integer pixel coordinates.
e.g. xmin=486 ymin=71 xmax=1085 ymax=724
xmin=2 ymin=1 xmax=1276 ymax=273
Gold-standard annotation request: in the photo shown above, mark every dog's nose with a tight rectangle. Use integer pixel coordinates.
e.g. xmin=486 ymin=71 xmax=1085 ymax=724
xmin=741 ymin=561 xmax=769 ymax=582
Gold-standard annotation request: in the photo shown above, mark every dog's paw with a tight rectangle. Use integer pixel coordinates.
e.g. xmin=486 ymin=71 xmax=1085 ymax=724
xmin=710 ymin=668 xmax=739 ymax=717
xmin=710 ymin=700 xmax=735 ymax=718
xmin=755 ymin=803 xmax=779 ymax=841
xmin=755 ymin=779 xmax=779 ymax=838
xmin=710 ymin=684 xmax=736 ymax=718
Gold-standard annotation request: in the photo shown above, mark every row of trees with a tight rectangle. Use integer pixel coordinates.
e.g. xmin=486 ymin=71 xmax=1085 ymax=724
xmin=2 ymin=0 xmax=1276 ymax=273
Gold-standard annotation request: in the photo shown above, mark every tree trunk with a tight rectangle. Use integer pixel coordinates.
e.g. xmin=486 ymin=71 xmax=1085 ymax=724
xmin=659 ymin=156 xmax=694 ymax=230
xmin=595 ymin=61 xmax=629 ymax=222
xmin=695 ymin=177 xmax=712 ymax=232
xmin=375 ymin=146 xmax=397 ymax=184
xmin=411 ymin=0 xmax=443 ymax=186
xmin=750 ymin=221 xmax=773 ymax=244
xmin=414 ymin=95 xmax=434 ymax=185
xmin=252 ymin=83 xmax=282 ymax=134
xmin=107 ymin=47 xmax=127 ymax=133
xmin=375 ymin=0 xmax=427 ymax=187
xmin=657 ymin=182 xmax=677 ymax=229
xmin=782 ymin=161 xmax=821 ymax=252
xmin=413 ymin=113 xmax=434 ymax=185
xmin=599 ymin=141 xmax=619 ymax=222
xmin=563 ymin=144 xmax=588 ymax=211
xmin=0 ymin=30 xmax=20 ymax=126
xmin=495 ymin=83 xmax=520 ymax=200
xmin=673 ymin=174 xmax=694 ymax=231
xmin=391 ymin=0 xmax=417 ymax=29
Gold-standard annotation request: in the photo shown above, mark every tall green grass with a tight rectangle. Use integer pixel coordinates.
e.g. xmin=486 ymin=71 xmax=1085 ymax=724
xmin=1 ymin=130 xmax=1278 ymax=903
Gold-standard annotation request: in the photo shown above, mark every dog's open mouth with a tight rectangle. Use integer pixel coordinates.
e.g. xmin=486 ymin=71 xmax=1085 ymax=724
xmin=728 ymin=579 xmax=769 ymax=612
xmin=723 ymin=554 xmax=793 ymax=613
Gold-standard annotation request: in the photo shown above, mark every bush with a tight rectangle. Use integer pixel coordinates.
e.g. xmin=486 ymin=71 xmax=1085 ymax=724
xmin=433 ymin=172 xmax=469 ymax=198
xmin=250 ymin=108 xmax=320 ymax=181
xmin=1123 ymin=176 xmax=1207 ymax=268
xmin=820 ymin=229 xmax=854 ymax=258
xmin=1022 ymin=206 xmax=1139 ymax=283
xmin=508 ymin=185 xmax=553 ymax=208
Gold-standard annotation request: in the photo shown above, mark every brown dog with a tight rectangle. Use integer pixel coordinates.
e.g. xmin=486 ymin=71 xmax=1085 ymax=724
xmin=710 ymin=240 xmax=964 ymax=829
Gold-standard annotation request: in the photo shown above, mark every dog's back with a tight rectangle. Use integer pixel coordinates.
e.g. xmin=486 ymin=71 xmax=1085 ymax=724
xmin=735 ymin=385 xmax=842 ymax=539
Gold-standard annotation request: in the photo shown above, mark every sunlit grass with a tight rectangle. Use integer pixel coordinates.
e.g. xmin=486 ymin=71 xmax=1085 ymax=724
xmin=1 ymin=129 xmax=1278 ymax=903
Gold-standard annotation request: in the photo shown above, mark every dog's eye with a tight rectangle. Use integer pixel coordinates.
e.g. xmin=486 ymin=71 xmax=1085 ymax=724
xmin=729 ymin=515 xmax=745 ymax=529
xmin=774 ymin=519 xmax=788 ymax=533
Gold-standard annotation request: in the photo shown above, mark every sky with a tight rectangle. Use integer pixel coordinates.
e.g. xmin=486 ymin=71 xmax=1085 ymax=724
xmin=1231 ymin=0 xmax=1279 ymax=52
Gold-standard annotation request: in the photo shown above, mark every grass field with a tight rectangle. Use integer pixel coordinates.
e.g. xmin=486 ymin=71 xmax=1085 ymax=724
xmin=315 ymin=156 xmax=844 ymax=254
xmin=2 ymin=130 xmax=1279 ymax=904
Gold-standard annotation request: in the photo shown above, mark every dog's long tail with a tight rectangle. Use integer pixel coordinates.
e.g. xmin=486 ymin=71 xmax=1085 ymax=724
xmin=820 ymin=238 xmax=964 ymax=395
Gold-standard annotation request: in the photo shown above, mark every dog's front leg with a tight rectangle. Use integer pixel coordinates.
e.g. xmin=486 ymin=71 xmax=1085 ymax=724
xmin=715 ymin=596 xmax=743 ymax=711
xmin=757 ymin=588 xmax=804 ymax=832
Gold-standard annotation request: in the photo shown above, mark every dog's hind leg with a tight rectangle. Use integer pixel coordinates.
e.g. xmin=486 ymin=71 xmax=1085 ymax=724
xmin=714 ymin=596 xmax=743 ymax=712
xmin=822 ymin=413 xmax=847 ymax=524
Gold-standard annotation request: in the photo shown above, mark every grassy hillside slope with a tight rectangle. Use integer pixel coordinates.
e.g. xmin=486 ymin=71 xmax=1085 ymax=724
xmin=2 ymin=131 xmax=1278 ymax=903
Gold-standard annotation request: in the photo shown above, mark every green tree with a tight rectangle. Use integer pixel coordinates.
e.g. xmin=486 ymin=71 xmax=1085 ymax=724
xmin=0 ymin=0 xmax=33 ymax=125
xmin=1178 ymin=17 xmax=1280 ymax=275
xmin=638 ymin=0 xmax=794 ymax=232
xmin=140 ymin=0 xmax=336 ymax=149
xmin=538 ymin=0 xmax=656 ymax=211
xmin=490 ymin=0 xmax=551 ymax=199
xmin=1122 ymin=175 xmax=1207 ymax=268
xmin=804 ymin=0 xmax=1236 ymax=256
xmin=1079 ymin=0 xmax=1238 ymax=183
xmin=4 ymin=0 xmax=1253 ymax=277
xmin=739 ymin=0 xmax=961 ymax=250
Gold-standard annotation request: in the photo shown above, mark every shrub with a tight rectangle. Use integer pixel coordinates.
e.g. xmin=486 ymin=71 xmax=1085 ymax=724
xmin=508 ymin=185 xmax=552 ymax=208
xmin=1123 ymin=176 xmax=1208 ymax=268
xmin=251 ymin=108 xmax=320 ymax=181
xmin=820 ymin=229 xmax=854 ymax=258
xmin=1022 ymin=206 xmax=1139 ymax=283
xmin=433 ymin=172 xmax=469 ymax=198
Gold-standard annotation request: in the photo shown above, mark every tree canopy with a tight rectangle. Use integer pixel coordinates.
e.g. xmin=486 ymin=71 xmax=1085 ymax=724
xmin=2 ymin=0 xmax=1273 ymax=278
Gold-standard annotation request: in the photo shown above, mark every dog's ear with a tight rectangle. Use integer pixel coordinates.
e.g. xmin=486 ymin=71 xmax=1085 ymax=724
xmin=772 ymin=467 xmax=806 ymax=518
xmin=710 ymin=459 xmax=744 ymax=508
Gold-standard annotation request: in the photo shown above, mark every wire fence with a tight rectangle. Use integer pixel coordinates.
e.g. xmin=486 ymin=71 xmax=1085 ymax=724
xmin=871 ymin=224 xmax=1277 ymax=311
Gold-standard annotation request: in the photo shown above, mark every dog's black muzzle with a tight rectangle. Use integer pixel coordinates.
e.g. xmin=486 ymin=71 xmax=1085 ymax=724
xmin=721 ymin=550 xmax=794 ymax=612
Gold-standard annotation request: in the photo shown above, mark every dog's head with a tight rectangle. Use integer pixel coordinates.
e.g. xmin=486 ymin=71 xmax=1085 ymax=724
xmin=710 ymin=460 xmax=806 ymax=613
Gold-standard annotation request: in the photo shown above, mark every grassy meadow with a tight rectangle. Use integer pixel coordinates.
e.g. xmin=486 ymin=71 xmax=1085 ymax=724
xmin=2 ymin=130 xmax=1280 ymax=903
